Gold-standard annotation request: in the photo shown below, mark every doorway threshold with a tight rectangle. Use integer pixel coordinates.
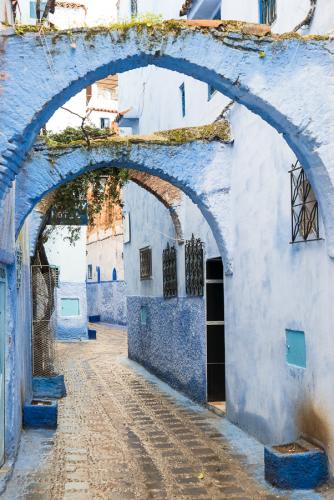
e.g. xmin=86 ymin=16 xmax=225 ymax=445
xmin=207 ymin=401 xmax=226 ymax=417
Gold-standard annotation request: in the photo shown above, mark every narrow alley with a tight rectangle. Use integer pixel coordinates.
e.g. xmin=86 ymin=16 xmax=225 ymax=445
xmin=1 ymin=324 xmax=292 ymax=500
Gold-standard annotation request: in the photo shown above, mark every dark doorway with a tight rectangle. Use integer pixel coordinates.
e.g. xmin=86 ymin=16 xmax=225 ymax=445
xmin=206 ymin=258 xmax=225 ymax=404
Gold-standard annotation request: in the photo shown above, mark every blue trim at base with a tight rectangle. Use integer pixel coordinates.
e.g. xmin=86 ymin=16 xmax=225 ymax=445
xmin=89 ymin=315 xmax=100 ymax=323
xmin=23 ymin=400 xmax=58 ymax=429
xmin=32 ymin=375 xmax=66 ymax=399
xmin=88 ymin=329 xmax=97 ymax=340
xmin=264 ymin=445 xmax=328 ymax=489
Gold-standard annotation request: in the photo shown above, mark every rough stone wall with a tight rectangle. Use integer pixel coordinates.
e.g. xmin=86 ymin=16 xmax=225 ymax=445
xmin=127 ymin=296 xmax=207 ymax=403
xmin=86 ymin=281 xmax=127 ymax=326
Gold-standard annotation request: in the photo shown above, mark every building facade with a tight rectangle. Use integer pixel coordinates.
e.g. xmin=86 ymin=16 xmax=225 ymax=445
xmin=1 ymin=0 xmax=334 ymax=484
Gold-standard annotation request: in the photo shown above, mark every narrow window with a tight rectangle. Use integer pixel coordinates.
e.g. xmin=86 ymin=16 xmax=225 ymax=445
xmin=131 ymin=0 xmax=137 ymax=17
xmin=179 ymin=83 xmax=186 ymax=117
xmin=112 ymin=268 xmax=117 ymax=281
xmin=100 ymin=117 xmax=110 ymax=129
xmin=30 ymin=1 xmax=47 ymax=19
xmin=140 ymin=247 xmax=152 ymax=280
xmin=290 ymin=160 xmax=320 ymax=243
xmin=208 ymin=84 xmax=216 ymax=101
xmin=61 ymin=298 xmax=80 ymax=317
xmin=87 ymin=265 xmax=92 ymax=280
xmin=86 ymin=85 xmax=92 ymax=106
xmin=163 ymin=243 xmax=177 ymax=298
xmin=259 ymin=0 xmax=277 ymax=25
xmin=185 ymin=234 xmax=204 ymax=296
xmin=96 ymin=266 xmax=101 ymax=283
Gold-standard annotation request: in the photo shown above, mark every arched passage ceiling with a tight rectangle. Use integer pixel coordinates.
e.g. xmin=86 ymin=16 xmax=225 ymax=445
xmin=1 ymin=20 xmax=334 ymax=253
xmin=15 ymin=121 xmax=234 ymax=272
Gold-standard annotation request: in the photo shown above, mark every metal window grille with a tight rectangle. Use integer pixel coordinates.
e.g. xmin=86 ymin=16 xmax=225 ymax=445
xmin=16 ymin=245 xmax=23 ymax=289
xmin=163 ymin=243 xmax=177 ymax=298
xmin=290 ymin=160 xmax=320 ymax=243
xmin=185 ymin=234 xmax=204 ymax=296
xmin=260 ymin=0 xmax=276 ymax=24
xmin=87 ymin=264 xmax=92 ymax=280
xmin=31 ymin=265 xmax=58 ymax=376
xmin=140 ymin=247 xmax=152 ymax=280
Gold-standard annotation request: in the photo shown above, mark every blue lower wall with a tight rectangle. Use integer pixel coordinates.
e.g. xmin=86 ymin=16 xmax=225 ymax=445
xmin=87 ymin=281 xmax=127 ymax=326
xmin=56 ymin=282 xmax=88 ymax=341
xmin=127 ymin=296 xmax=207 ymax=403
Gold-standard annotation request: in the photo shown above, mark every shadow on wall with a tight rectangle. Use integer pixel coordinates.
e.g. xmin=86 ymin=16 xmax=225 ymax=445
xmin=297 ymin=399 xmax=333 ymax=469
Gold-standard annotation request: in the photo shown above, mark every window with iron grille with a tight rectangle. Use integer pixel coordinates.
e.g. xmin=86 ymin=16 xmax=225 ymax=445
xmin=259 ymin=0 xmax=276 ymax=25
xmin=163 ymin=243 xmax=177 ymax=298
xmin=140 ymin=247 xmax=152 ymax=280
xmin=185 ymin=234 xmax=204 ymax=296
xmin=87 ymin=265 xmax=92 ymax=280
xmin=290 ymin=160 xmax=320 ymax=243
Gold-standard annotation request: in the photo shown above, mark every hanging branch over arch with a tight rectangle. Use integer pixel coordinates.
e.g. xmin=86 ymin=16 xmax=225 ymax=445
xmin=293 ymin=0 xmax=317 ymax=32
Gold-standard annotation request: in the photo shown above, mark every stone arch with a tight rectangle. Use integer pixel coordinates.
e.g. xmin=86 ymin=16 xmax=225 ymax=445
xmin=15 ymin=130 xmax=233 ymax=272
xmin=1 ymin=21 xmax=334 ymax=252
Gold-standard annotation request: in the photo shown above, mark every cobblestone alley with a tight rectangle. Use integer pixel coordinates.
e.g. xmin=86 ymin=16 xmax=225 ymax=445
xmin=2 ymin=325 xmax=327 ymax=499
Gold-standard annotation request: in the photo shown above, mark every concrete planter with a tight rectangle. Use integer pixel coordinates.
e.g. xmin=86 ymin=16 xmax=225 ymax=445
xmin=264 ymin=439 xmax=328 ymax=489
xmin=88 ymin=329 xmax=97 ymax=340
xmin=88 ymin=315 xmax=100 ymax=323
xmin=32 ymin=375 xmax=66 ymax=399
xmin=23 ymin=400 xmax=58 ymax=429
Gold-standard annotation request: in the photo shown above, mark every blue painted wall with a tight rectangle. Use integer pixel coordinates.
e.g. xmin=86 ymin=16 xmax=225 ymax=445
xmin=127 ymin=296 xmax=207 ymax=403
xmin=86 ymin=281 xmax=127 ymax=326
xmin=55 ymin=282 xmax=88 ymax=340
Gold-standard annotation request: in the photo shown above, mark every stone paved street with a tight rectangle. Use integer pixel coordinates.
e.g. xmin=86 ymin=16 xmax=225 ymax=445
xmin=2 ymin=324 xmax=326 ymax=499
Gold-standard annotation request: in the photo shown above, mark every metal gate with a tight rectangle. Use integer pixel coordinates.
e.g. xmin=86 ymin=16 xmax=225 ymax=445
xmin=31 ymin=265 xmax=58 ymax=376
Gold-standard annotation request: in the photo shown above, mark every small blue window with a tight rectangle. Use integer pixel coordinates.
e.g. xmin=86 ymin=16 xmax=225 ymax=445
xmin=112 ymin=268 xmax=117 ymax=281
xmin=259 ymin=0 xmax=277 ymax=25
xmin=140 ymin=306 xmax=148 ymax=326
xmin=208 ymin=84 xmax=216 ymax=101
xmin=61 ymin=298 xmax=80 ymax=317
xmin=30 ymin=1 xmax=47 ymax=18
xmin=96 ymin=266 xmax=101 ymax=283
xmin=179 ymin=83 xmax=186 ymax=117
xmin=286 ymin=329 xmax=306 ymax=368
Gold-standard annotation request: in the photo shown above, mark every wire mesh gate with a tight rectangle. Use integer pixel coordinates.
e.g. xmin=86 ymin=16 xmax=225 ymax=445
xmin=31 ymin=265 xmax=59 ymax=376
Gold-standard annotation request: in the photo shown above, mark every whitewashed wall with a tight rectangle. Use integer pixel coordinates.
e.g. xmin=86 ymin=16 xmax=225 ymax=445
xmin=44 ymin=226 xmax=87 ymax=284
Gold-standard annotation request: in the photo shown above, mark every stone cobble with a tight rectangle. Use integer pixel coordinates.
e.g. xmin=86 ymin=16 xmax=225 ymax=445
xmin=2 ymin=324 xmax=293 ymax=499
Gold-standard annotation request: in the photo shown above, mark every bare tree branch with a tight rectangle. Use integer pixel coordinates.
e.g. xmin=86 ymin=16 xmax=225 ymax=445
xmin=293 ymin=0 xmax=317 ymax=32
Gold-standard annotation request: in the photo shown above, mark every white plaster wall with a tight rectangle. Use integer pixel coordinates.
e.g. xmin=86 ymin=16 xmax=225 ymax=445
xmin=87 ymin=230 xmax=124 ymax=282
xmin=44 ymin=226 xmax=87 ymax=283
xmin=124 ymin=181 xmax=219 ymax=298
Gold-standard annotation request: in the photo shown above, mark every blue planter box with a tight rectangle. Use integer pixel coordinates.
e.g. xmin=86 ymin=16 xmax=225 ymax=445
xmin=23 ymin=400 xmax=58 ymax=429
xmin=264 ymin=439 xmax=328 ymax=489
xmin=89 ymin=315 xmax=100 ymax=323
xmin=33 ymin=375 xmax=66 ymax=399
xmin=88 ymin=329 xmax=97 ymax=340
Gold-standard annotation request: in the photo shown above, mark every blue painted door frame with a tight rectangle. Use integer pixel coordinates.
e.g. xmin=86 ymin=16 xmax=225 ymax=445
xmin=0 ymin=267 xmax=6 ymax=466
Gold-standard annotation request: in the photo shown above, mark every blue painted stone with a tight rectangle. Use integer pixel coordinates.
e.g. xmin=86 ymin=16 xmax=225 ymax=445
xmin=32 ymin=375 xmax=66 ymax=399
xmin=23 ymin=400 xmax=58 ymax=429
xmin=88 ymin=329 xmax=97 ymax=340
xmin=264 ymin=441 xmax=329 ymax=489
xmin=89 ymin=315 xmax=100 ymax=323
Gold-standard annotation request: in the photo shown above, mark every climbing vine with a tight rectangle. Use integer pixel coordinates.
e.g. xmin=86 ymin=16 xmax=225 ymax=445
xmin=41 ymin=127 xmax=129 ymax=244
